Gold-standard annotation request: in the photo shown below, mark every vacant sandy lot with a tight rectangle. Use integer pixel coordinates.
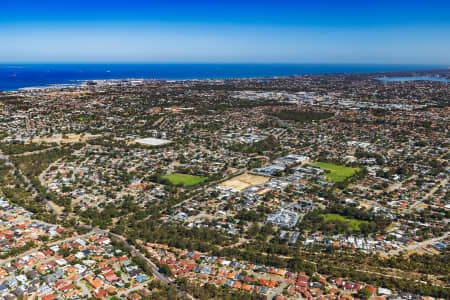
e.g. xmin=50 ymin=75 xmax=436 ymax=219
xmin=32 ymin=133 xmax=100 ymax=144
xmin=135 ymin=137 xmax=172 ymax=146
xmin=219 ymin=173 xmax=270 ymax=191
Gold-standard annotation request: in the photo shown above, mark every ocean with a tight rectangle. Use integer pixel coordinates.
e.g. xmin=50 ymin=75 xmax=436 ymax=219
xmin=0 ymin=63 xmax=446 ymax=91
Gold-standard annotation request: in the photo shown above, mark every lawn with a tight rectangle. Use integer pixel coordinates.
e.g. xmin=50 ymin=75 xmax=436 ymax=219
xmin=314 ymin=162 xmax=360 ymax=183
xmin=322 ymin=214 xmax=369 ymax=231
xmin=162 ymin=173 xmax=208 ymax=186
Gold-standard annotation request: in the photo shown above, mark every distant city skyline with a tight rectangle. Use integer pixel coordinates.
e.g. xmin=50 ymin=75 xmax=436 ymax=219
xmin=1 ymin=0 xmax=450 ymax=64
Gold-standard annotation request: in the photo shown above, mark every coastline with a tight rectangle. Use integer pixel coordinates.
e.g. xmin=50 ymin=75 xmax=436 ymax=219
xmin=1 ymin=63 xmax=448 ymax=92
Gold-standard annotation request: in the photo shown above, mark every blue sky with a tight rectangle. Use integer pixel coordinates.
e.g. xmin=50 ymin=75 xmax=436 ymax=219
xmin=1 ymin=0 xmax=450 ymax=64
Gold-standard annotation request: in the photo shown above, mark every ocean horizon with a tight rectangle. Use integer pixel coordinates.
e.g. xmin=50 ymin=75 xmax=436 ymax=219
xmin=0 ymin=63 xmax=447 ymax=91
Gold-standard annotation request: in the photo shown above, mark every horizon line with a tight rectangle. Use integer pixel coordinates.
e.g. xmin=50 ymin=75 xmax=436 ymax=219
xmin=0 ymin=62 xmax=448 ymax=66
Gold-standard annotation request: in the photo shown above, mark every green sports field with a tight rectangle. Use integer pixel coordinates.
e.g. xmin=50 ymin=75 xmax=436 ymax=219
xmin=162 ymin=173 xmax=208 ymax=186
xmin=322 ymin=214 xmax=369 ymax=231
xmin=314 ymin=162 xmax=359 ymax=183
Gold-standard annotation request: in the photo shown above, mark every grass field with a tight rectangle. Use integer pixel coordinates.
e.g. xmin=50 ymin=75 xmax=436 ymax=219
xmin=162 ymin=173 xmax=208 ymax=186
xmin=314 ymin=162 xmax=359 ymax=183
xmin=322 ymin=214 xmax=368 ymax=231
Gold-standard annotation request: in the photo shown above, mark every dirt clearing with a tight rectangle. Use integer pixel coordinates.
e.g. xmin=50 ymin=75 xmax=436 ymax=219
xmin=219 ymin=173 xmax=269 ymax=191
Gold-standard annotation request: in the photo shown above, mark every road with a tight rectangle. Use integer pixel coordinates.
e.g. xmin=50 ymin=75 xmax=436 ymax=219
xmin=385 ymin=175 xmax=416 ymax=193
xmin=0 ymin=232 xmax=93 ymax=265
xmin=268 ymin=280 xmax=287 ymax=300
xmin=0 ymin=152 xmax=38 ymax=196
xmin=117 ymin=281 xmax=149 ymax=297
xmin=1 ymin=256 xmax=54 ymax=282
xmin=0 ymin=227 xmax=191 ymax=298
xmin=0 ymin=150 xmax=62 ymax=216
xmin=91 ymin=228 xmax=196 ymax=298
xmin=408 ymin=178 xmax=448 ymax=212
xmin=386 ymin=233 xmax=449 ymax=256
xmin=91 ymin=228 xmax=170 ymax=284
xmin=0 ymin=233 xmax=94 ymax=288
xmin=216 ymin=266 xmax=286 ymax=300
xmin=76 ymin=278 xmax=92 ymax=298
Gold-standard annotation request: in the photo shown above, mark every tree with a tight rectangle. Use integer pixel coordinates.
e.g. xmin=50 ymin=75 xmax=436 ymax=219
xmin=59 ymin=247 xmax=71 ymax=257
xmin=357 ymin=287 xmax=372 ymax=299
xmin=160 ymin=263 xmax=173 ymax=276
